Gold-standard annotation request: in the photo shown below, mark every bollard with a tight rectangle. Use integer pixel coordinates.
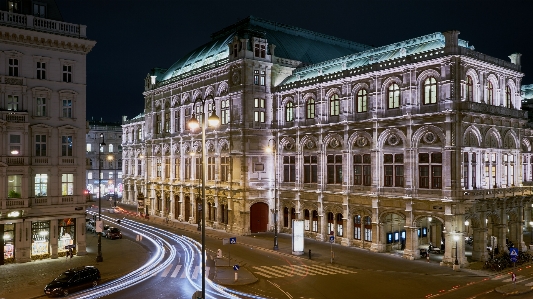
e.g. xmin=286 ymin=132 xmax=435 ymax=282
xmin=234 ymin=272 xmax=238 ymax=282
xmin=309 ymin=249 xmax=311 ymax=259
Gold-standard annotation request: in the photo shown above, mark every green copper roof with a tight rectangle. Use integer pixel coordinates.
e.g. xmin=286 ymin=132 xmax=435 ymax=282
xmin=158 ymin=16 xmax=372 ymax=83
xmin=279 ymin=32 xmax=472 ymax=86
xmin=522 ymin=85 xmax=533 ymax=100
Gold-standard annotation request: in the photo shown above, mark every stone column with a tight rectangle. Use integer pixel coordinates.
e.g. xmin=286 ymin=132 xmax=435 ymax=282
xmin=472 ymin=227 xmax=489 ymax=261
xmin=403 ymin=226 xmax=419 ymax=260
xmin=76 ymin=216 xmax=87 ymax=256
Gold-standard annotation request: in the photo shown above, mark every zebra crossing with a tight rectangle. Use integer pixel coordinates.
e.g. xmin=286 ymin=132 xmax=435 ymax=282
xmin=491 ymin=274 xmax=528 ymax=283
xmin=252 ymin=264 xmax=357 ymax=278
xmin=150 ymin=264 xmax=211 ymax=279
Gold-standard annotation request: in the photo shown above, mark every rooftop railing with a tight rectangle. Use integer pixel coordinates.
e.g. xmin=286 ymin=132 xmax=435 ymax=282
xmin=0 ymin=11 xmax=86 ymax=38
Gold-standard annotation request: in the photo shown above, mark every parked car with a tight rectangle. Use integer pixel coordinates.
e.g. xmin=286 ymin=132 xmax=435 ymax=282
xmin=44 ymin=266 xmax=100 ymax=297
xmin=104 ymin=227 xmax=122 ymax=240
xmin=86 ymin=220 xmax=95 ymax=232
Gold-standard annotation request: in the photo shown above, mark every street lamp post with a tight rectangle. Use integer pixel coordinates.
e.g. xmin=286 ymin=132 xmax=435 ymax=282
xmin=266 ymin=139 xmax=278 ymax=250
xmin=188 ymin=99 xmax=219 ymax=299
xmin=453 ymin=234 xmax=459 ymax=266
xmin=96 ymin=133 xmax=105 ymax=263
xmin=107 ymin=154 xmax=118 ymax=207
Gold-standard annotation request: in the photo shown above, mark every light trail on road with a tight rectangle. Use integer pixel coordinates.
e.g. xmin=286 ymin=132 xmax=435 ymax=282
xmin=70 ymin=213 xmax=264 ymax=299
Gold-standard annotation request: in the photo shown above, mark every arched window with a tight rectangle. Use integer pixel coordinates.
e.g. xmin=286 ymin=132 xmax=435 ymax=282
xmin=336 ymin=213 xmax=343 ymax=237
xmin=356 ymin=89 xmax=368 ymax=113
xmin=354 ymin=215 xmax=361 ymax=240
xmin=285 ymin=101 xmax=294 ymax=122
xmin=423 ymin=77 xmax=437 ymax=104
xmin=487 ymin=81 xmax=494 ymax=105
xmin=387 ymin=83 xmax=400 ymax=109
xmin=312 ymin=210 xmax=319 ymax=232
xmin=466 ymin=75 xmax=473 ymax=101
xmin=108 ymin=144 xmax=114 ymax=153
xmin=364 ymin=216 xmax=372 ymax=242
xmin=327 ymin=212 xmax=334 ymax=234
xmin=330 ymin=94 xmax=340 ymax=116
xmin=306 ymin=98 xmax=315 ymax=119
xmin=506 ymin=86 xmax=512 ymax=108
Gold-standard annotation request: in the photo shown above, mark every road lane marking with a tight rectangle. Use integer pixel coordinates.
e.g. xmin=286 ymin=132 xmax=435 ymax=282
xmin=171 ymin=265 xmax=182 ymax=277
xmin=276 ymin=265 xmax=316 ymax=276
xmin=161 ymin=264 xmax=174 ymax=277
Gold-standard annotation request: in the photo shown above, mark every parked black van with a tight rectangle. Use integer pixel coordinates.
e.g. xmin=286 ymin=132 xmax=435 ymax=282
xmin=44 ymin=266 xmax=100 ymax=297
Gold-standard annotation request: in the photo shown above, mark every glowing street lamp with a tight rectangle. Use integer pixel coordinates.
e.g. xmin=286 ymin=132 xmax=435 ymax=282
xmin=188 ymin=100 xmax=219 ymax=299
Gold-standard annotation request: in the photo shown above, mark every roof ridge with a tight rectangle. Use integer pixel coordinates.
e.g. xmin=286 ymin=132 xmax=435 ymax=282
xmin=211 ymin=15 xmax=371 ymax=51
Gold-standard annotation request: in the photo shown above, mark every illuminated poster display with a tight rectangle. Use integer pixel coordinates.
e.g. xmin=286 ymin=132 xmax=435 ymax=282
xmin=292 ymin=220 xmax=304 ymax=255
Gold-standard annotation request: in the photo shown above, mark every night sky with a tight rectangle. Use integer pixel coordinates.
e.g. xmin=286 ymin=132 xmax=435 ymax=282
xmin=55 ymin=0 xmax=533 ymax=123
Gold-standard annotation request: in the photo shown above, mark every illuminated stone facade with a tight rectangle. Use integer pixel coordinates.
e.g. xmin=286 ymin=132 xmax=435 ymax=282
xmin=0 ymin=1 xmax=95 ymax=264
xmin=122 ymin=16 xmax=530 ymax=266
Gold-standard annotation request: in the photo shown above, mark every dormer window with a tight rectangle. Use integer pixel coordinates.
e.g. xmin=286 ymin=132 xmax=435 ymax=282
xmin=33 ymin=3 xmax=46 ymax=18
xmin=254 ymin=44 xmax=266 ymax=58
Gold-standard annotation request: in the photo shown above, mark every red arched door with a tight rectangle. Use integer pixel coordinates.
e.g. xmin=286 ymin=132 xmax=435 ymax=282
xmin=250 ymin=202 xmax=269 ymax=233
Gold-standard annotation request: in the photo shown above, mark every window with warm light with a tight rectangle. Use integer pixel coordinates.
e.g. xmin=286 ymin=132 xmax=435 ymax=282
xmin=9 ymin=134 xmax=21 ymax=155
xmin=330 ymin=94 xmax=340 ymax=116
xmin=388 ymin=83 xmax=400 ymax=109
xmin=423 ymin=77 xmax=437 ymax=104
xmin=254 ymin=98 xmax=265 ymax=123
xmin=8 ymin=175 xmax=22 ymax=198
xmin=285 ymin=101 xmax=294 ymax=122
xmin=35 ymin=174 xmax=48 ymax=197
xmin=306 ymin=98 xmax=315 ymax=119
xmin=61 ymin=174 xmax=74 ymax=195
xmin=356 ymin=89 xmax=368 ymax=112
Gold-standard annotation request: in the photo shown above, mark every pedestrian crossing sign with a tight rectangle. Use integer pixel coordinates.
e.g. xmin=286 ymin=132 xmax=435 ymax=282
xmin=510 ymin=248 xmax=518 ymax=256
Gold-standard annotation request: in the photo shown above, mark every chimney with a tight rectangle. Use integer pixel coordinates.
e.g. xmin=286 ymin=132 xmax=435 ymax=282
xmin=443 ymin=30 xmax=460 ymax=54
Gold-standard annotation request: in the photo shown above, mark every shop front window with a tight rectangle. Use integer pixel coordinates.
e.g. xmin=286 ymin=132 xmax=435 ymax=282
xmin=58 ymin=218 xmax=75 ymax=255
xmin=32 ymin=221 xmax=50 ymax=257
xmin=3 ymin=223 xmax=15 ymax=261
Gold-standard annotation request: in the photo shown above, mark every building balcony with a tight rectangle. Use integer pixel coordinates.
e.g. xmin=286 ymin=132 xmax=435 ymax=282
xmin=1 ymin=156 xmax=28 ymax=165
xmin=59 ymin=157 xmax=76 ymax=165
xmin=0 ymin=110 xmax=28 ymax=123
xmin=1 ymin=198 xmax=29 ymax=209
xmin=0 ymin=11 xmax=86 ymax=38
xmin=32 ymin=157 xmax=49 ymax=165
xmin=459 ymin=101 xmax=527 ymax=118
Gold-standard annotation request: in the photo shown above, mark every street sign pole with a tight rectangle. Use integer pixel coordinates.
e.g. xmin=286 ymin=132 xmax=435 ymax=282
xmin=329 ymin=233 xmax=335 ymax=264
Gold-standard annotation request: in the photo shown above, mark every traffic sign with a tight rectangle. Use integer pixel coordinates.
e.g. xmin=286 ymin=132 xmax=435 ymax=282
xmin=512 ymin=273 xmax=516 ymax=282
xmin=233 ymin=264 xmax=240 ymax=271
xmin=510 ymin=247 xmax=518 ymax=256
xmin=223 ymin=238 xmax=229 ymax=245
xmin=329 ymin=235 xmax=335 ymax=243
xmin=229 ymin=237 xmax=237 ymax=244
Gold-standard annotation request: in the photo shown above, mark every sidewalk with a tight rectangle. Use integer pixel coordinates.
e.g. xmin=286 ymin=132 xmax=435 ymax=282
xmin=0 ymin=232 xmax=148 ymax=299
